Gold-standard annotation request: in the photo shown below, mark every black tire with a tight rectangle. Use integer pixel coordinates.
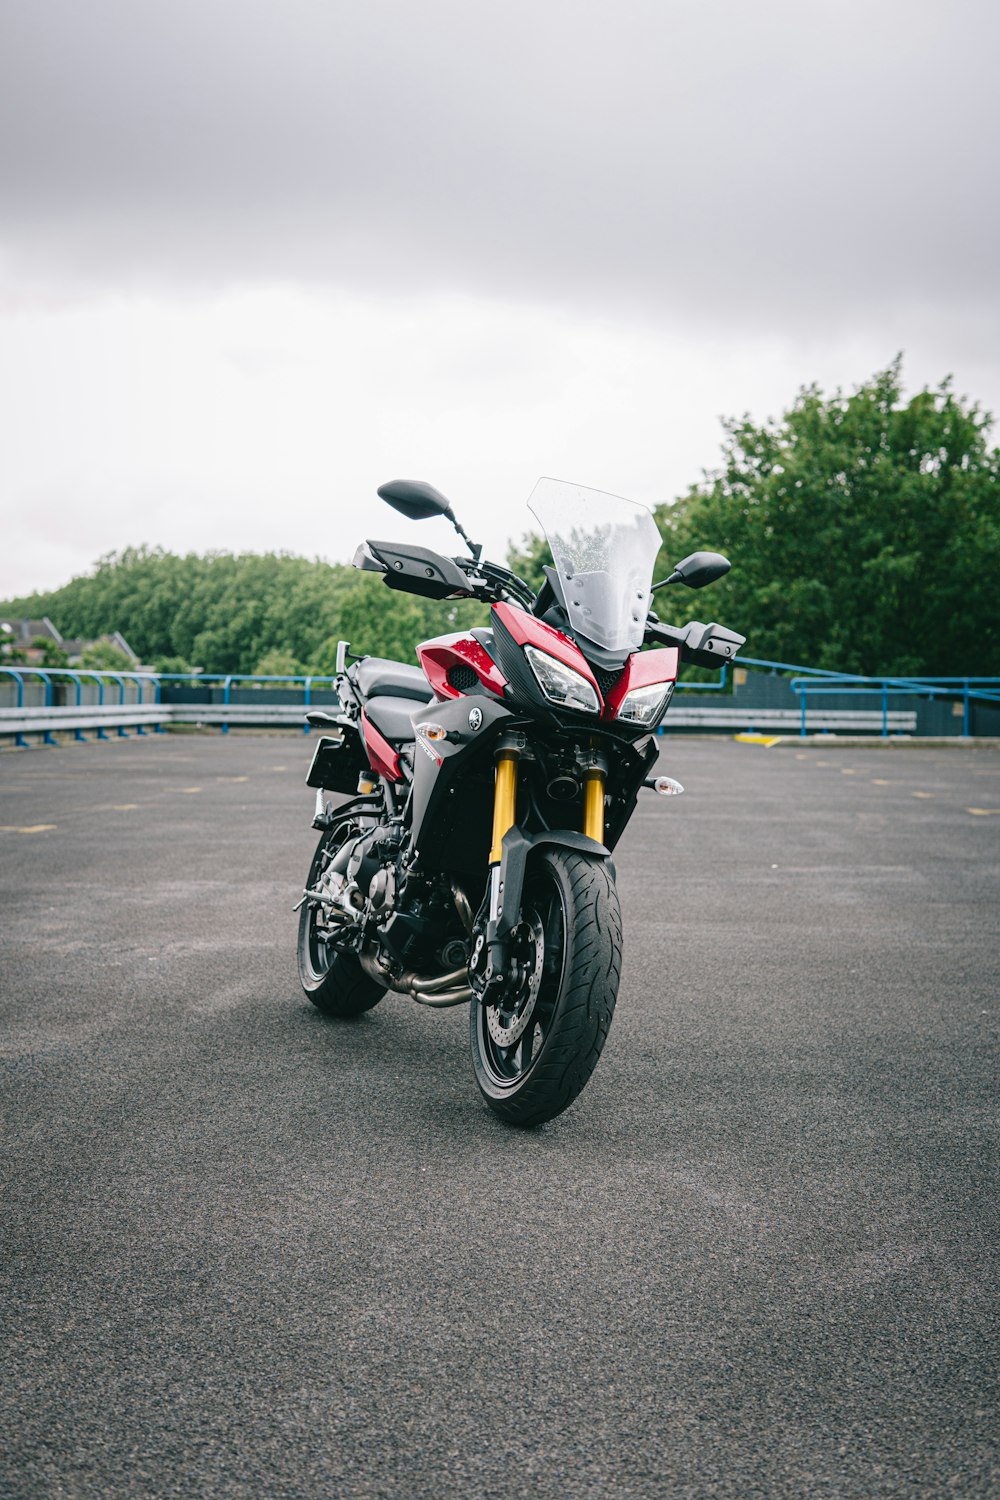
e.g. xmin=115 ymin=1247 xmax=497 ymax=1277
xmin=297 ymin=823 xmax=385 ymax=1017
xmin=469 ymin=849 xmax=622 ymax=1126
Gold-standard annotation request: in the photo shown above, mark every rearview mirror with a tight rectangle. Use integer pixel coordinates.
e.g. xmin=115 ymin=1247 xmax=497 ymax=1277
xmin=653 ymin=550 xmax=731 ymax=592
xmin=377 ymin=479 xmax=454 ymax=522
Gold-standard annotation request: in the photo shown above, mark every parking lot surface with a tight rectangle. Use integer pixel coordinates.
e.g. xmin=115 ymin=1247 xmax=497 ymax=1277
xmin=1 ymin=733 xmax=997 ymax=1498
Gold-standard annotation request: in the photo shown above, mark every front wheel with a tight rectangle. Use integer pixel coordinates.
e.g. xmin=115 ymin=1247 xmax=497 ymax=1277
xmin=469 ymin=849 xmax=622 ymax=1126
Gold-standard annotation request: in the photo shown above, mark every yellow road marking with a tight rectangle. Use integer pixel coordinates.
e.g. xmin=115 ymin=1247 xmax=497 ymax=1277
xmin=871 ymin=779 xmax=893 ymax=785
xmin=0 ymin=823 xmax=57 ymax=833
xmin=912 ymin=791 xmax=934 ymax=799
xmin=180 ymin=786 xmax=203 ymax=794
xmin=734 ymin=734 xmax=780 ymax=747
xmin=840 ymin=768 xmax=859 ymax=775
xmin=218 ymin=775 xmax=249 ymax=782
xmin=967 ymin=807 xmax=1000 ymax=816
xmin=109 ymin=803 xmax=139 ymax=811
xmin=270 ymin=765 xmax=288 ymax=772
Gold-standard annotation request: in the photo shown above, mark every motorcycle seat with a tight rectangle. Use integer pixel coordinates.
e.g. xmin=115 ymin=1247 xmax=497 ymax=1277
xmin=364 ymin=694 xmax=420 ymax=744
xmin=355 ymin=656 xmax=433 ymax=703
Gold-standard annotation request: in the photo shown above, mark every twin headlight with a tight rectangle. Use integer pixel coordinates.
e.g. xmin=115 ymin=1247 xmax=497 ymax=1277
xmin=524 ymin=646 xmax=600 ymax=713
xmin=524 ymin=645 xmax=674 ymax=725
xmin=615 ymin=679 xmax=675 ymax=725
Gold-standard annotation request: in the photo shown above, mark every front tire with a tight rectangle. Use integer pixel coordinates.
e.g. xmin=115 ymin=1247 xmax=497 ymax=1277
xmin=297 ymin=822 xmax=385 ymax=1017
xmin=470 ymin=849 xmax=622 ymax=1126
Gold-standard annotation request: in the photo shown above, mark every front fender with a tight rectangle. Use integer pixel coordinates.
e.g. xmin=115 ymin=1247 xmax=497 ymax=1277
xmin=496 ymin=826 xmax=616 ymax=937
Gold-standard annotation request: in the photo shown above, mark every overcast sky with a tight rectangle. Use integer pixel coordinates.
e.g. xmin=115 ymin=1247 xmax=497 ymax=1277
xmin=1 ymin=0 xmax=998 ymax=597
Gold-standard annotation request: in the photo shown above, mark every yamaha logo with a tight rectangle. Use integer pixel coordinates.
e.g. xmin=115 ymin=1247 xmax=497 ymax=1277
xmin=468 ymin=706 xmax=483 ymax=731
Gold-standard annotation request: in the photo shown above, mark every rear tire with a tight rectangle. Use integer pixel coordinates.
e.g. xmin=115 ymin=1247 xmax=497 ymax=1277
xmin=469 ymin=849 xmax=622 ymax=1126
xmin=297 ymin=823 xmax=385 ymax=1017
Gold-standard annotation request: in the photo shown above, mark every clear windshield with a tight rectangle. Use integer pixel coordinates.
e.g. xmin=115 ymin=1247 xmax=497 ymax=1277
xmin=527 ymin=477 xmax=662 ymax=655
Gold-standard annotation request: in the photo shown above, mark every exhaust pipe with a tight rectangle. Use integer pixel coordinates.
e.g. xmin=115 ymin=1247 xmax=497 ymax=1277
xmin=360 ymin=948 xmax=473 ymax=1008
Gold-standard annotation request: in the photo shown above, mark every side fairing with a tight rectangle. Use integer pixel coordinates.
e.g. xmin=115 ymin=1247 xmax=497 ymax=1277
xmin=408 ymin=696 xmax=516 ymax=872
xmin=417 ymin=632 xmax=508 ymax=702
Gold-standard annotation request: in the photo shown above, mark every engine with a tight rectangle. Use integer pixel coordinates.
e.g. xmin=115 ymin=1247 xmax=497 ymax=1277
xmin=321 ymin=823 xmax=470 ymax=978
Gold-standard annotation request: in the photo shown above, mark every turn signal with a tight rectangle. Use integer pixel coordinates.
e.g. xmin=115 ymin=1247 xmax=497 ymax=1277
xmin=644 ymin=775 xmax=684 ymax=796
xmin=423 ymin=723 xmax=447 ymax=742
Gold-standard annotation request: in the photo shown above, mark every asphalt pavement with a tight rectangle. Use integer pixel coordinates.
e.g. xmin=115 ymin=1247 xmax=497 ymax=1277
xmin=1 ymin=732 xmax=997 ymax=1498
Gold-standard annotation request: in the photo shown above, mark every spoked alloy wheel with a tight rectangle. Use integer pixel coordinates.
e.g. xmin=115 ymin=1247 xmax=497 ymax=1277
xmin=297 ymin=819 xmax=385 ymax=1017
xmin=470 ymin=848 xmax=622 ymax=1126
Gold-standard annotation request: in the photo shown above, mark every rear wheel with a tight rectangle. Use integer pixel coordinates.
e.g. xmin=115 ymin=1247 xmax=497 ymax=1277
xmin=469 ymin=849 xmax=622 ymax=1126
xmin=297 ymin=821 xmax=385 ymax=1017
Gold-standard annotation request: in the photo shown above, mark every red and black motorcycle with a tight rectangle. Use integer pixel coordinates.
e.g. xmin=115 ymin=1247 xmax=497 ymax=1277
xmin=297 ymin=478 xmax=743 ymax=1125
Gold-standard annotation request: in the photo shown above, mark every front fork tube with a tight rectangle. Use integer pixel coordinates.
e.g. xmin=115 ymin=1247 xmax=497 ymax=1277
xmin=583 ymin=763 xmax=606 ymax=844
xmin=486 ymin=741 xmax=608 ymax=925
xmin=488 ymin=747 xmax=519 ymax=929
xmin=480 ymin=741 xmax=608 ymax=979
xmin=470 ymin=743 xmax=521 ymax=994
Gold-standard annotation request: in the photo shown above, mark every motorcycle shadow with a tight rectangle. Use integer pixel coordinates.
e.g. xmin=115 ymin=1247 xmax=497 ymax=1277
xmin=294 ymin=994 xmax=585 ymax=1138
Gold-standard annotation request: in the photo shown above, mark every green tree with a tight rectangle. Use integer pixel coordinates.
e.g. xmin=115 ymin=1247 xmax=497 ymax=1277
xmin=8 ymin=360 xmax=991 ymax=681
xmin=506 ymin=531 xmax=552 ymax=594
xmin=80 ymin=640 xmax=135 ymax=671
xmin=2 ymin=547 xmax=486 ymax=677
xmin=654 ymin=360 xmax=1000 ymax=675
xmin=152 ymin=655 xmax=196 ymax=675
xmin=253 ymin=647 xmax=306 ymax=677
xmin=32 ymin=636 xmax=70 ymax=668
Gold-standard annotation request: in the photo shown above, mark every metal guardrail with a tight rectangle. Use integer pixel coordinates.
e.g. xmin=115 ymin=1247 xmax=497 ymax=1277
xmin=2 ymin=661 xmax=998 ymax=745
xmin=0 ymin=668 xmax=338 ymax=747
xmin=662 ymin=705 xmax=918 ymax=734
xmin=710 ymin=660 xmax=1000 ymax=741
xmin=790 ymin=674 xmax=1000 ymax=738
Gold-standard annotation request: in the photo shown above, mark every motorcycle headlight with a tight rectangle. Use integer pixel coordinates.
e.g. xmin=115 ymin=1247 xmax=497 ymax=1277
xmin=616 ymin=680 xmax=674 ymax=726
xmin=524 ymin=646 xmax=600 ymax=714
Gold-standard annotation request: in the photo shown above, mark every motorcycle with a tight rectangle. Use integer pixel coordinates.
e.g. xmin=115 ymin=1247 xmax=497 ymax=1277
xmin=296 ymin=477 xmax=744 ymax=1125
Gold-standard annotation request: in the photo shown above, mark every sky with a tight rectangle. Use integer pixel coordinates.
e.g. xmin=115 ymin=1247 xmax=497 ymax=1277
xmin=1 ymin=0 xmax=998 ymax=598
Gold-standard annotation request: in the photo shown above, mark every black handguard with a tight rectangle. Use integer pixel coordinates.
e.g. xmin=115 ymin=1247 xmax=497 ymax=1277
xmin=647 ymin=618 xmax=746 ymax=669
xmin=360 ymin=540 xmax=475 ymax=600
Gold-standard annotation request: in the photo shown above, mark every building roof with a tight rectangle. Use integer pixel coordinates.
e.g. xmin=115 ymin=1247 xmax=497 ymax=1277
xmin=0 ymin=616 xmax=63 ymax=644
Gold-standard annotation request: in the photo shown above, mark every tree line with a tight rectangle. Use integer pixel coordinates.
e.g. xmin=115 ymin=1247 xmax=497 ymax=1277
xmin=1 ymin=546 xmax=489 ymax=676
xmin=4 ymin=361 xmax=997 ymax=678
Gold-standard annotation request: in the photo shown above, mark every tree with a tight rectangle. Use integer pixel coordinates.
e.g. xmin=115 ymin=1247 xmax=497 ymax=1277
xmin=506 ymin=531 xmax=552 ymax=594
xmin=7 ymin=360 xmax=993 ymax=680
xmin=253 ymin=647 xmax=306 ymax=677
xmin=1 ymin=548 xmax=488 ymax=677
xmin=152 ymin=655 xmax=196 ymax=675
xmin=654 ymin=361 xmax=1000 ymax=675
xmin=80 ymin=640 xmax=135 ymax=671
xmin=32 ymin=636 xmax=69 ymax=668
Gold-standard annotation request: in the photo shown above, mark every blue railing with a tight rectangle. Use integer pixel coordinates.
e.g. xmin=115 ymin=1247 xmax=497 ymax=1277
xmin=727 ymin=657 xmax=1000 ymax=737
xmin=152 ymin=673 xmax=338 ymax=733
xmin=790 ymin=673 xmax=1000 ymax=738
xmin=670 ymin=654 xmax=1000 ymax=736
xmin=0 ymin=668 xmax=340 ymax=743
xmin=4 ymin=661 xmax=999 ymax=743
xmin=0 ymin=666 xmax=159 ymax=746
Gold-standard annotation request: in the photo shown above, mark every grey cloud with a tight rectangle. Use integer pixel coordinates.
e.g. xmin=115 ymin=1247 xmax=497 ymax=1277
xmin=1 ymin=0 xmax=998 ymax=342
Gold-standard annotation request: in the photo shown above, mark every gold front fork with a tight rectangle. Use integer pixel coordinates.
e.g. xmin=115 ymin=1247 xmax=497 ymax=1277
xmin=489 ymin=748 xmax=519 ymax=865
xmin=583 ymin=765 xmax=606 ymax=844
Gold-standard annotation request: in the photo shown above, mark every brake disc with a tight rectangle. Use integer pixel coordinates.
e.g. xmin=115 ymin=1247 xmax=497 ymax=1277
xmin=486 ymin=913 xmax=545 ymax=1047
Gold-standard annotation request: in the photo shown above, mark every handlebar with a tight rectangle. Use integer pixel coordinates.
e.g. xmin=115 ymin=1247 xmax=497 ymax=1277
xmin=355 ymin=538 xmax=744 ymax=666
xmin=646 ymin=617 xmax=745 ymax=667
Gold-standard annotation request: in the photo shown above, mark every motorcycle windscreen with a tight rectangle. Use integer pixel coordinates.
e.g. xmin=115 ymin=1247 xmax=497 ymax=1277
xmin=527 ymin=478 xmax=662 ymax=654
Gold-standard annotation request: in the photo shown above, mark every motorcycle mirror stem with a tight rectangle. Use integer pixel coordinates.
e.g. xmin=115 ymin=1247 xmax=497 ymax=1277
xmin=651 ymin=550 xmax=731 ymax=592
xmin=377 ymin=478 xmax=483 ymax=563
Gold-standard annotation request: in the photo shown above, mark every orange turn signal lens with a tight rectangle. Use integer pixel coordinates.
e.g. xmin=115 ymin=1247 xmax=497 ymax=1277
xmin=424 ymin=723 xmax=447 ymax=742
